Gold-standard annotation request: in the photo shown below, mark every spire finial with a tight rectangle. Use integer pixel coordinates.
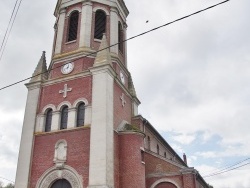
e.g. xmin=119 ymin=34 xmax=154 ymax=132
xmin=30 ymin=51 xmax=48 ymax=83
xmin=94 ymin=34 xmax=111 ymax=66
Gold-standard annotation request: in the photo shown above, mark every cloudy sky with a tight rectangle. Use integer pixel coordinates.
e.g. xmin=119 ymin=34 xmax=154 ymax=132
xmin=0 ymin=0 xmax=250 ymax=187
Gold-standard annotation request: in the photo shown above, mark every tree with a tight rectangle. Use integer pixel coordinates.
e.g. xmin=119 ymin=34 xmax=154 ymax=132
xmin=0 ymin=181 xmax=14 ymax=188
xmin=208 ymin=184 xmax=214 ymax=188
xmin=4 ymin=183 xmax=14 ymax=188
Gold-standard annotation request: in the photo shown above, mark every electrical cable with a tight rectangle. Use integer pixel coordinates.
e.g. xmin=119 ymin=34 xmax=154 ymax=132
xmin=0 ymin=0 xmax=230 ymax=91
xmin=203 ymin=157 xmax=250 ymax=177
xmin=0 ymin=0 xmax=19 ymax=52
xmin=204 ymin=162 xmax=250 ymax=178
xmin=0 ymin=0 xmax=23 ymax=62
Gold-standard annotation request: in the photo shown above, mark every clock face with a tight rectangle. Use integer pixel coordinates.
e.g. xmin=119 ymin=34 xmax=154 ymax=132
xmin=120 ymin=71 xmax=125 ymax=85
xmin=61 ymin=62 xmax=74 ymax=74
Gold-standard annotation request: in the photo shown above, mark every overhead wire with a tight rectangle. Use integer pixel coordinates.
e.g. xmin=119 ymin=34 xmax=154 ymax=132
xmin=203 ymin=157 xmax=250 ymax=177
xmin=0 ymin=0 xmax=230 ymax=91
xmin=204 ymin=162 xmax=250 ymax=178
xmin=0 ymin=0 xmax=19 ymax=53
xmin=0 ymin=0 xmax=23 ymax=62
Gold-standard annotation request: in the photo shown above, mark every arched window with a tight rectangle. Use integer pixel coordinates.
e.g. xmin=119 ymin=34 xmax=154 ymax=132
xmin=51 ymin=179 xmax=72 ymax=188
xmin=67 ymin=11 xmax=79 ymax=42
xmin=45 ymin=109 xmax=52 ymax=132
xmin=77 ymin=102 xmax=85 ymax=127
xmin=157 ymin=144 xmax=159 ymax=155
xmin=60 ymin=106 xmax=68 ymax=130
xmin=147 ymin=136 xmax=151 ymax=150
xmin=94 ymin=10 xmax=106 ymax=39
xmin=155 ymin=182 xmax=177 ymax=188
xmin=118 ymin=22 xmax=123 ymax=52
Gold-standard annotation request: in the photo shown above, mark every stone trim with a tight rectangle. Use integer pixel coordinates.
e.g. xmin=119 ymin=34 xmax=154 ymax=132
xmin=150 ymin=178 xmax=180 ymax=188
xmin=118 ymin=131 xmax=145 ymax=138
xmin=73 ymin=98 xmax=89 ymax=107
xmin=93 ymin=6 xmax=110 ymax=15
xmin=42 ymin=104 xmax=57 ymax=113
xmin=57 ymin=101 xmax=72 ymax=110
xmin=36 ymin=165 xmax=83 ymax=188
xmin=54 ymin=139 xmax=68 ymax=169
xmin=66 ymin=7 xmax=82 ymax=17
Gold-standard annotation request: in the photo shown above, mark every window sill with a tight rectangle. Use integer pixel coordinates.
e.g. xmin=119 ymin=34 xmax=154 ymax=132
xmin=65 ymin=40 xmax=77 ymax=44
xmin=94 ymin=38 xmax=102 ymax=42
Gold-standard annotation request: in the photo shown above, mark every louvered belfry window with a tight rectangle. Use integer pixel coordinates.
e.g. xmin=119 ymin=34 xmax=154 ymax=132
xmin=67 ymin=11 xmax=79 ymax=42
xmin=94 ymin=10 xmax=106 ymax=39
xmin=118 ymin=22 xmax=123 ymax=52
xmin=60 ymin=106 xmax=68 ymax=130
xmin=45 ymin=109 xmax=52 ymax=132
xmin=77 ymin=103 xmax=85 ymax=127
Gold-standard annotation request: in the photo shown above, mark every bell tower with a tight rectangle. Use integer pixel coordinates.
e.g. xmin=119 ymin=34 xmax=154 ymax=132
xmin=15 ymin=0 xmax=142 ymax=188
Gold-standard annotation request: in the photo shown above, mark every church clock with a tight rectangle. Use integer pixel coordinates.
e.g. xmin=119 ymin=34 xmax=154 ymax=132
xmin=61 ymin=62 xmax=74 ymax=74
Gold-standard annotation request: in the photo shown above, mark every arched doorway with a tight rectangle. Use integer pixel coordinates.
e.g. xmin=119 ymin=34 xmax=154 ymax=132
xmin=156 ymin=182 xmax=177 ymax=188
xmin=51 ymin=179 xmax=72 ymax=188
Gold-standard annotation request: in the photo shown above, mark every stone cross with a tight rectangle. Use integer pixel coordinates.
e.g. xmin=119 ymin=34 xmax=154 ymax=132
xmin=59 ymin=84 xmax=72 ymax=98
xmin=120 ymin=93 xmax=126 ymax=107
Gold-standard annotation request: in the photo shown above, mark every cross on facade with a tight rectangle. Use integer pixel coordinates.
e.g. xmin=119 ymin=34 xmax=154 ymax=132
xmin=120 ymin=93 xmax=126 ymax=107
xmin=59 ymin=84 xmax=72 ymax=98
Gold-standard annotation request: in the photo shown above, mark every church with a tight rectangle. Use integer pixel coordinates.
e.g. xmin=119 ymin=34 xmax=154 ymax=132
xmin=15 ymin=0 xmax=210 ymax=187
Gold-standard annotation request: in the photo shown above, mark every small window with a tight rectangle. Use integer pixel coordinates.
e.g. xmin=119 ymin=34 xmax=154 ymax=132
xmin=60 ymin=106 xmax=68 ymax=130
xmin=118 ymin=22 xmax=123 ymax=52
xmin=164 ymin=152 xmax=167 ymax=158
xmin=77 ymin=102 xmax=85 ymax=127
xmin=94 ymin=10 xmax=106 ymax=39
xmin=141 ymin=150 xmax=145 ymax=162
xmin=67 ymin=11 xmax=79 ymax=42
xmin=157 ymin=144 xmax=159 ymax=155
xmin=147 ymin=136 xmax=151 ymax=150
xmin=45 ymin=109 xmax=52 ymax=132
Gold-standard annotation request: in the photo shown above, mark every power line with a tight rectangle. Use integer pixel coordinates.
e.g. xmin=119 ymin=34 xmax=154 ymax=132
xmin=0 ymin=0 xmax=23 ymax=62
xmin=0 ymin=0 xmax=19 ymax=52
xmin=204 ymin=162 xmax=250 ymax=178
xmin=203 ymin=157 xmax=250 ymax=177
xmin=0 ymin=0 xmax=230 ymax=91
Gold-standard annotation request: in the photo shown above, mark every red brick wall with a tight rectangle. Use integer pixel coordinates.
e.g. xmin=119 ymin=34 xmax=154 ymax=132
xmin=113 ymin=83 xmax=132 ymax=129
xmin=119 ymin=133 xmax=145 ymax=188
xmin=30 ymin=128 xmax=90 ymax=188
xmin=114 ymin=132 xmax=120 ymax=188
xmin=131 ymin=117 xmax=144 ymax=131
xmin=50 ymin=57 xmax=94 ymax=80
xmin=183 ymin=174 xmax=196 ymax=188
xmin=38 ymin=76 xmax=92 ymax=112
xmin=145 ymin=152 xmax=183 ymax=188
xmin=145 ymin=152 xmax=182 ymax=175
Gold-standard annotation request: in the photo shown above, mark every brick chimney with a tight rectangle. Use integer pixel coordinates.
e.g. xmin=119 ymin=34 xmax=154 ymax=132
xmin=183 ymin=153 xmax=187 ymax=165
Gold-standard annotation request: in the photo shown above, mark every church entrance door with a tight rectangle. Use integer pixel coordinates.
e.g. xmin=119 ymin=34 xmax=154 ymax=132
xmin=155 ymin=182 xmax=177 ymax=188
xmin=51 ymin=179 xmax=72 ymax=188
